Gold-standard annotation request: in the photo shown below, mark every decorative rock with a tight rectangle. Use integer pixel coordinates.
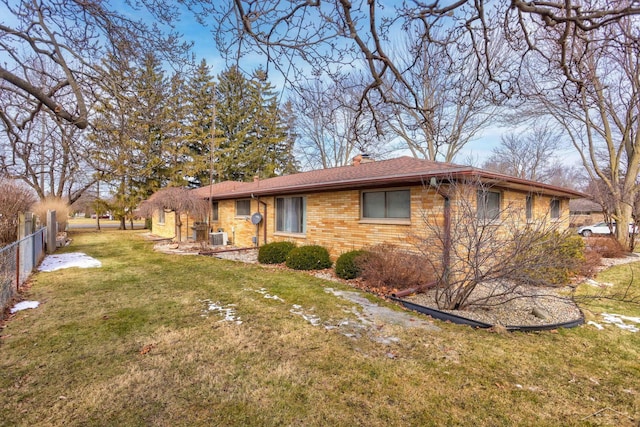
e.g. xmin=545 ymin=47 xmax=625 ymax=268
xmin=531 ymin=307 xmax=549 ymax=320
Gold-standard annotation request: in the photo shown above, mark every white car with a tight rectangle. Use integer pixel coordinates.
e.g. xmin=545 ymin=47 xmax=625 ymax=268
xmin=577 ymin=222 xmax=638 ymax=237
xmin=577 ymin=222 xmax=614 ymax=237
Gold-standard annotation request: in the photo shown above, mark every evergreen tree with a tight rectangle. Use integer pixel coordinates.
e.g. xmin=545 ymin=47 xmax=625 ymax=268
xmin=183 ymin=59 xmax=216 ymax=187
xmin=164 ymin=72 xmax=190 ymax=187
xmin=129 ymin=53 xmax=172 ymax=194
xmin=276 ymin=100 xmax=300 ymax=175
xmin=215 ymin=66 xmax=254 ymax=181
xmin=215 ymin=66 xmax=295 ymax=181
xmin=90 ymin=53 xmax=187 ymax=227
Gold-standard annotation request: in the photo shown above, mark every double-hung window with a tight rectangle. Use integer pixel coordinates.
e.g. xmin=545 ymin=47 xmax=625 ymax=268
xmin=276 ymin=196 xmax=306 ymax=234
xmin=477 ymin=190 xmax=501 ymax=222
xmin=362 ymin=189 xmax=410 ymax=219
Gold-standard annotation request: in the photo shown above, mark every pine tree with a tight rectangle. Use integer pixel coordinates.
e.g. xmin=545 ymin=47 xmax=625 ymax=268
xmin=90 ymin=53 xmax=187 ymax=227
xmin=275 ymin=100 xmax=299 ymax=175
xmin=129 ymin=53 xmax=172 ymax=194
xmin=89 ymin=56 xmax=142 ymax=229
xmin=215 ymin=66 xmax=254 ymax=181
xmin=183 ymin=59 xmax=216 ymax=187
xmin=215 ymin=66 xmax=296 ymax=181
xmin=164 ymin=72 xmax=190 ymax=187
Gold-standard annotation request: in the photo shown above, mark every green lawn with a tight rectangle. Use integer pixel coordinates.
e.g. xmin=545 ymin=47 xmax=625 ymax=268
xmin=1 ymin=230 xmax=638 ymax=426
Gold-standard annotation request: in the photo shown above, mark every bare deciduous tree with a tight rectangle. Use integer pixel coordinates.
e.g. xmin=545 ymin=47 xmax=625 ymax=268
xmin=522 ymin=12 xmax=640 ymax=249
xmin=482 ymin=125 xmax=563 ymax=182
xmin=197 ymin=0 xmax=639 ymax=140
xmin=0 ymin=0 xmax=188 ymax=129
xmin=292 ymin=78 xmax=390 ymax=169
xmin=0 ymin=97 xmax=94 ymax=203
xmin=383 ymin=29 xmax=501 ymax=162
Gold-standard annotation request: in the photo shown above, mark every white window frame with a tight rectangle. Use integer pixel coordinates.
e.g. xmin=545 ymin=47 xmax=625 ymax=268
xmin=275 ymin=196 xmax=306 ymax=234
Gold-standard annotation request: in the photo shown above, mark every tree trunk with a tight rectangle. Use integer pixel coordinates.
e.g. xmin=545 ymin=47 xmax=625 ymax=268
xmin=613 ymin=202 xmax=633 ymax=251
xmin=175 ymin=211 xmax=182 ymax=242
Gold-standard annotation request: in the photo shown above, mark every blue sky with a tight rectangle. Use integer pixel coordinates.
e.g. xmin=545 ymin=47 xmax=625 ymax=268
xmin=167 ymin=4 xmax=582 ymax=167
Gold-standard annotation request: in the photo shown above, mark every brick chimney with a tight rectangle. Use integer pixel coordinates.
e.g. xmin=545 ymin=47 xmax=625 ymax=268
xmin=352 ymin=154 xmax=374 ymax=166
xmin=360 ymin=153 xmax=374 ymax=164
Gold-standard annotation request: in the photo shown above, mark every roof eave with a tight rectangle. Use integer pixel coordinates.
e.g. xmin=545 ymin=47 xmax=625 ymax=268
xmin=201 ymin=168 xmax=585 ymax=200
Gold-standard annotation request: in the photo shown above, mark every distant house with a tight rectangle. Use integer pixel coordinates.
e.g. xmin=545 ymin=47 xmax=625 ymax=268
xmin=569 ymin=198 xmax=605 ymax=227
xmin=149 ymin=156 xmax=585 ymax=257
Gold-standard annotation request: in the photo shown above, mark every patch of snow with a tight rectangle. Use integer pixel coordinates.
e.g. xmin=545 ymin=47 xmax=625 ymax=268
xmin=38 ymin=252 xmax=101 ymax=272
xmin=10 ymin=301 xmax=39 ymax=313
xmin=290 ymin=305 xmax=322 ymax=326
xmin=587 ymin=321 xmax=604 ymax=330
xmin=584 ymin=279 xmax=613 ymax=288
xmin=200 ymin=299 xmax=242 ymax=324
xmin=601 ymin=313 xmax=639 ymax=332
xmin=253 ymin=288 xmax=285 ymax=302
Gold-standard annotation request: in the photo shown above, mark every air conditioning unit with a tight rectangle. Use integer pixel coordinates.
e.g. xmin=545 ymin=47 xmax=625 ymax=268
xmin=209 ymin=231 xmax=228 ymax=246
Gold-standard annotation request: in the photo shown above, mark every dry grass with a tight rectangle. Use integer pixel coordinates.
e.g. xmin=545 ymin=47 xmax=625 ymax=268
xmin=32 ymin=197 xmax=70 ymax=230
xmin=0 ymin=230 xmax=639 ymax=426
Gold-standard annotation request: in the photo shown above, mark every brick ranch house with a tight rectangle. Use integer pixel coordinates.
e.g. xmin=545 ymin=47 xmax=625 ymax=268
xmin=149 ymin=156 xmax=585 ymax=258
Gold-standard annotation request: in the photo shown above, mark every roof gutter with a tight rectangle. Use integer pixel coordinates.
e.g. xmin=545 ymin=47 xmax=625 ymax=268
xmin=199 ymin=168 xmax=586 ymax=201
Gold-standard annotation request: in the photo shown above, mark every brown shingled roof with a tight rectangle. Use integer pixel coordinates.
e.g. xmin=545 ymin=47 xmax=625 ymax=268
xmin=192 ymin=156 xmax=585 ymax=200
xmin=569 ymin=198 xmax=603 ymax=212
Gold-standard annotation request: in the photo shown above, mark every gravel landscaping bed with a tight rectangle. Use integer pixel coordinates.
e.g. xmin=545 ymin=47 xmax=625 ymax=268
xmin=405 ymin=254 xmax=640 ymax=328
xmin=405 ymin=283 xmax=582 ymax=327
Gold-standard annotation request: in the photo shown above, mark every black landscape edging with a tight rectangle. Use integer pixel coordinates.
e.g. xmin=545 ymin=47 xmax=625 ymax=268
xmin=390 ymin=296 xmax=584 ymax=332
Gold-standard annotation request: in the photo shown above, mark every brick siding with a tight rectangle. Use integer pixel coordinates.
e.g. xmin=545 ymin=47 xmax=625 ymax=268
xmin=151 ymin=185 xmax=571 ymax=258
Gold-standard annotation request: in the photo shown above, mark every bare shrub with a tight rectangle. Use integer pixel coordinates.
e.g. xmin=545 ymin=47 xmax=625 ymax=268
xmin=0 ymin=179 xmax=37 ymax=245
xmin=414 ymin=178 xmax=584 ymax=310
xmin=585 ymin=236 xmax=627 ymax=259
xmin=360 ymin=243 xmax=435 ymax=294
xmin=580 ymin=250 xmax=602 ymax=278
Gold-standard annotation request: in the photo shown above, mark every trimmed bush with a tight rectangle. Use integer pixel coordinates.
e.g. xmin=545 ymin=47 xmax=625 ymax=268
xmin=335 ymin=250 xmax=369 ymax=279
xmin=258 ymin=241 xmax=297 ymax=264
xmin=285 ymin=245 xmax=332 ymax=270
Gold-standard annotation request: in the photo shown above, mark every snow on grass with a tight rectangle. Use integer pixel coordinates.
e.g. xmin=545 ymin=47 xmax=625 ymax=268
xmin=200 ymin=299 xmax=242 ymax=324
xmin=290 ymin=304 xmax=322 ymax=326
xmin=253 ymin=288 xmax=285 ymax=302
xmin=10 ymin=301 xmax=39 ymax=313
xmin=601 ymin=313 xmax=640 ymax=332
xmin=38 ymin=252 xmax=101 ymax=272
